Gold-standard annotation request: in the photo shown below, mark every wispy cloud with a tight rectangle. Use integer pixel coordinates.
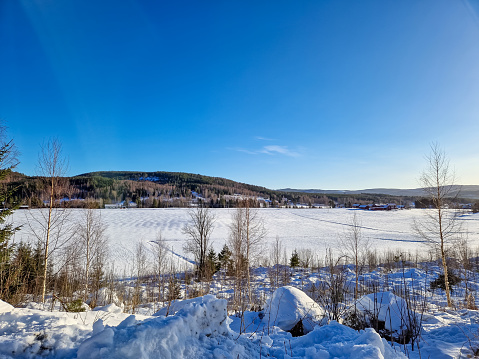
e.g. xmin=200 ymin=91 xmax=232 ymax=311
xmin=254 ymin=136 xmax=275 ymax=141
xmin=230 ymin=145 xmax=302 ymax=157
xmin=260 ymin=145 xmax=300 ymax=157
xmin=234 ymin=148 xmax=259 ymax=155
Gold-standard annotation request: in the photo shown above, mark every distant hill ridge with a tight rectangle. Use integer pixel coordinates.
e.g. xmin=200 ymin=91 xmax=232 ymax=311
xmin=279 ymin=185 xmax=479 ymax=200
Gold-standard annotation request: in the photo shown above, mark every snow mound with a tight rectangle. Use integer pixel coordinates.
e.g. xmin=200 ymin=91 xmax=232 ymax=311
xmin=280 ymin=321 xmax=407 ymax=359
xmin=153 ymin=295 xmax=215 ymax=317
xmin=264 ymin=286 xmax=326 ymax=334
xmin=0 ymin=299 xmax=14 ymax=312
xmin=89 ymin=287 xmax=124 ymax=311
xmin=93 ymin=303 xmax=123 ymax=314
xmin=349 ymin=292 xmax=418 ymax=340
xmin=77 ymin=295 xmax=229 ymax=359
xmin=0 ymin=307 xmax=93 ymax=358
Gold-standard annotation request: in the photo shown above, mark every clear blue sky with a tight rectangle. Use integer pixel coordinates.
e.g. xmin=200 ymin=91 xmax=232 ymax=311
xmin=1 ymin=0 xmax=479 ymax=190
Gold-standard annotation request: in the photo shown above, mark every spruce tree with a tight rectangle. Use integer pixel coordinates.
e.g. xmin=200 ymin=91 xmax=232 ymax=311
xmin=289 ymin=250 xmax=300 ymax=268
xmin=218 ymin=244 xmax=233 ymax=275
xmin=206 ymin=248 xmax=219 ymax=278
xmin=0 ymin=137 xmax=20 ymax=300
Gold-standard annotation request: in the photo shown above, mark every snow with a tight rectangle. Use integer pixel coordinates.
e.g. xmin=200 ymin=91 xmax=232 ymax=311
xmin=288 ymin=323 xmax=405 ymax=359
xmin=353 ymin=292 xmax=416 ymax=335
xmin=10 ymin=208 xmax=479 ymax=273
xmin=77 ymin=295 xmax=229 ymax=359
xmin=3 ymin=208 xmax=479 ymax=357
xmin=153 ymin=294 xmax=216 ymax=317
xmin=92 ymin=303 xmax=123 ymax=314
xmin=0 ymin=294 xmax=408 ymax=359
xmin=89 ymin=287 xmax=125 ymax=311
xmin=0 ymin=299 xmax=14 ymax=312
xmin=263 ymin=286 xmax=326 ymax=333
xmin=1 ymin=274 xmax=479 ymax=358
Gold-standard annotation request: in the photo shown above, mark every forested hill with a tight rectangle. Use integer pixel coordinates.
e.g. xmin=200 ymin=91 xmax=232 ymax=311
xmin=76 ymin=171 xmax=272 ymax=194
xmin=8 ymin=170 xmax=421 ymax=208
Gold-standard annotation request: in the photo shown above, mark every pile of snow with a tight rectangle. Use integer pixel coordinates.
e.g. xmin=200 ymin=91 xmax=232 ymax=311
xmin=153 ymin=295 xmax=214 ymax=317
xmin=272 ymin=321 xmax=407 ymax=359
xmin=0 ymin=307 xmax=93 ymax=358
xmin=93 ymin=303 xmax=124 ymax=314
xmin=263 ymin=286 xmax=326 ymax=334
xmin=77 ymin=295 xmax=229 ymax=358
xmin=0 ymin=299 xmax=14 ymax=312
xmin=348 ymin=292 xmax=417 ymax=340
xmin=89 ymin=287 xmax=124 ymax=311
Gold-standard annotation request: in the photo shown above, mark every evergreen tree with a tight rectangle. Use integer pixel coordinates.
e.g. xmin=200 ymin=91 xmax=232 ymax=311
xmin=218 ymin=244 xmax=234 ymax=275
xmin=206 ymin=248 xmax=219 ymax=278
xmin=12 ymin=242 xmax=44 ymax=296
xmin=289 ymin=250 xmax=300 ymax=268
xmin=0 ymin=135 xmax=20 ymax=301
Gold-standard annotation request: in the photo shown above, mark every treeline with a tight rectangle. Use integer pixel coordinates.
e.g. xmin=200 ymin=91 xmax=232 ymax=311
xmin=7 ymin=171 xmax=417 ymax=209
xmin=415 ymin=197 xmax=478 ymax=210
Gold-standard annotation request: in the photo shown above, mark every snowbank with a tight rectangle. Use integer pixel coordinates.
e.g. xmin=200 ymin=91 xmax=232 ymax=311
xmin=152 ymin=295 xmax=216 ymax=317
xmin=77 ymin=295 xmax=229 ymax=359
xmin=0 ymin=294 xmax=413 ymax=358
xmin=263 ymin=286 xmax=326 ymax=334
xmin=0 ymin=307 xmax=92 ymax=358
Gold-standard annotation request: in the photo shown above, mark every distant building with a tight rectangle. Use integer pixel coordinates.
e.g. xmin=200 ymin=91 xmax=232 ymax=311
xmin=354 ymin=203 xmax=398 ymax=211
xmin=105 ymin=204 xmax=120 ymax=209
xmin=105 ymin=201 xmax=137 ymax=209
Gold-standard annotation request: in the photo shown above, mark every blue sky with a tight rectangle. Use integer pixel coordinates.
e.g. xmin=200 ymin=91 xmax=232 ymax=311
xmin=1 ymin=0 xmax=479 ymax=190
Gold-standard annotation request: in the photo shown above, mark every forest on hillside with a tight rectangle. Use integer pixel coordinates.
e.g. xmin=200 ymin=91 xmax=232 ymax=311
xmin=5 ymin=170 xmax=419 ymax=209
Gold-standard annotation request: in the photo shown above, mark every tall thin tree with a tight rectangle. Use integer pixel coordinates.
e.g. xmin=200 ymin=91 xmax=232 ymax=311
xmin=77 ymin=201 xmax=107 ymax=301
xmin=229 ymin=200 xmax=266 ymax=308
xmin=339 ymin=211 xmax=369 ymax=299
xmin=0 ymin=124 xmax=20 ymax=300
xmin=413 ymin=143 xmax=461 ymax=307
xmin=37 ymin=139 xmax=69 ymax=303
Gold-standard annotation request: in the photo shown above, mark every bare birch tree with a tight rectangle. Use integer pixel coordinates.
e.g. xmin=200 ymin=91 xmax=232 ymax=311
xmin=229 ymin=200 xmax=266 ymax=308
xmin=35 ymin=138 xmax=70 ymax=303
xmin=413 ymin=143 xmax=461 ymax=307
xmin=340 ymin=211 xmax=369 ymax=299
xmin=229 ymin=206 xmax=246 ymax=315
xmin=77 ymin=202 xmax=107 ymax=301
xmin=183 ymin=206 xmax=215 ymax=281
xmin=269 ymin=236 xmax=283 ymax=291
xmin=153 ymin=231 xmax=167 ymax=302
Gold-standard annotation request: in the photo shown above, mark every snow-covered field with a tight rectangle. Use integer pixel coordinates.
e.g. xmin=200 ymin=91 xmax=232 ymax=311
xmin=10 ymin=208 xmax=479 ymax=272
